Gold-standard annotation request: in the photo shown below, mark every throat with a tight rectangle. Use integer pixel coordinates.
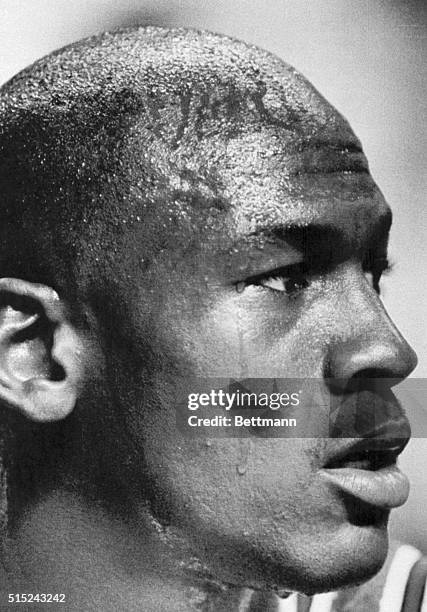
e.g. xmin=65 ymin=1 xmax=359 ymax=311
xmin=3 ymin=488 xmax=278 ymax=612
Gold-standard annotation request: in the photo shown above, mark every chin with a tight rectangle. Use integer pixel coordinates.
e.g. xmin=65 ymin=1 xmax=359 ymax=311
xmin=231 ymin=516 xmax=390 ymax=596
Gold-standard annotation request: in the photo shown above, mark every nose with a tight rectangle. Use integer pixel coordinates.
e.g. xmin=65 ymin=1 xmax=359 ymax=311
xmin=326 ymin=272 xmax=418 ymax=385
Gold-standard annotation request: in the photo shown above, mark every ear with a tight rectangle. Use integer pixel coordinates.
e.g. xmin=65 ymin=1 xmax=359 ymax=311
xmin=0 ymin=278 xmax=85 ymax=422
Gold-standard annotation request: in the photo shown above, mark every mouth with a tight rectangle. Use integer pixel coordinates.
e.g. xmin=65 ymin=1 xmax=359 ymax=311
xmin=320 ymin=419 xmax=411 ymax=509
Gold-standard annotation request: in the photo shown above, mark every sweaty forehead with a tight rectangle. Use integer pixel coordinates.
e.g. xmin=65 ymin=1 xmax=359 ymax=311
xmin=203 ymin=129 xmax=389 ymax=240
xmin=0 ymin=26 xmax=390 ymax=269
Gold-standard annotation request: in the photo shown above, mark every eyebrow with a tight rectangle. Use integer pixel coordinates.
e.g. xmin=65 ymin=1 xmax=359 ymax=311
xmin=243 ymin=210 xmax=392 ymax=267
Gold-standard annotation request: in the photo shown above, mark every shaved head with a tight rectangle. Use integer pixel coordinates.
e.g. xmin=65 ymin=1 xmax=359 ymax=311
xmin=0 ymin=26 xmax=360 ymax=296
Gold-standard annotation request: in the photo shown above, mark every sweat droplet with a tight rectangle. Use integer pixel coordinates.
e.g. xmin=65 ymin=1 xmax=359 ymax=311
xmin=236 ymin=440 xmax=250 ymax=475
xmin=236 ymin=281 xmax=245 ymax=293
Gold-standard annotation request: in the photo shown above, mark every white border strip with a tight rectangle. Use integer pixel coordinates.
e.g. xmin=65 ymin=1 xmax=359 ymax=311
xmin=278 ymin=593 xmax=298 ymax=612
xmin=309 ymin=591 xmax=338 ymax=612
xmin=379 ymin=544 xmax=422 ymax=612
xmin=420 ymin=570 xmax=427 ymax=612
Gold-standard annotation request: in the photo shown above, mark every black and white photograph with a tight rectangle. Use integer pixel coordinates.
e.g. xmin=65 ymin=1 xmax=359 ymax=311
xmin=0 ymin=1 xmax=426 ymax=610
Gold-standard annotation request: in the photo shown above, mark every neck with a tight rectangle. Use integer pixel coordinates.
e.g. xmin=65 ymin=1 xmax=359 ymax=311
xmin=1 ymin=488 xmax=277 ymax=611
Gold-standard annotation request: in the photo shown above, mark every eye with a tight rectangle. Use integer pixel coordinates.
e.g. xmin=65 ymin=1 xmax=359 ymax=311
xmin=258 ymin=274 xmax=309 ymax=295
xmin=242 ymin=264 xmax=310 ymax=297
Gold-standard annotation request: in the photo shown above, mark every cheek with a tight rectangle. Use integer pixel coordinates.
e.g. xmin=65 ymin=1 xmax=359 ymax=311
xmin=157 ymin=290 xmax=289 ymax=376
xmin=174 ymin=292 xmax=329 ymax=378
xmin=138 ymin=422 xmax=325 ymax=535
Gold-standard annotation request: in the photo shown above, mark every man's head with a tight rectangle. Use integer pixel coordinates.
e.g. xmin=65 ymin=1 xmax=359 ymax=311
xmin=0 ymin=27 xmax=417 ymax=595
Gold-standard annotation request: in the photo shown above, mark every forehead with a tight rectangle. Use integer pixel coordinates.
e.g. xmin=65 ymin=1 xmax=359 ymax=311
xmin=0 ymin=28 xmax=390 ymax=266
xmin=182 ymin=124 xmax=390 ymax=255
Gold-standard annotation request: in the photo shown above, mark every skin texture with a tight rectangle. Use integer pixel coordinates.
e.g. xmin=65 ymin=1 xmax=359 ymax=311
xmin=0 ymin=27 xmax=418 ymax=610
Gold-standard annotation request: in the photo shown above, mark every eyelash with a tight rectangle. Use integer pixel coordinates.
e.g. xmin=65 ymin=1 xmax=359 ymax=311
xmin=363 ymin=257 xmax=394 ymax=294
xmin=238 ymin=258 xmax=393 ymax=297
xmin=242 ymin=263 xmax=310 ymax=298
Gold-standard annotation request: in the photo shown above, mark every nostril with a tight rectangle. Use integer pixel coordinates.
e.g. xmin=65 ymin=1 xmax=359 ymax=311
xmin=328 ymin=368 xmax=405 ymax=395
xmin=50 ymin=361 xmax=65 ymax=382
xmin=345 ymin=369 xmax=399 ymax=395
xmin=326 ymin=375 xmax=396 ymax=395
xmin=353 ymin=368 xmax=392 ymax=379
xmin=352 ymin=367 xmax=401 ymax=387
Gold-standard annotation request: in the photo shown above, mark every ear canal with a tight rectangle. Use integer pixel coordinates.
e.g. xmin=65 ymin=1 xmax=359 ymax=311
xmin=1 ymin=308 xmax=60 ymax=384
xmin=0 ymin=278 xmax=85 ymax=422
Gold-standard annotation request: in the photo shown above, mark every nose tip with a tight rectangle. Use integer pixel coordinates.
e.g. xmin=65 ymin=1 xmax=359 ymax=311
xmin=396 ymin=341 xmax=418 ymax=379
xmin=328 ymin=336 xmax=418 ymax=384
xmin=325 ymin=267 xmax=418 ymax=385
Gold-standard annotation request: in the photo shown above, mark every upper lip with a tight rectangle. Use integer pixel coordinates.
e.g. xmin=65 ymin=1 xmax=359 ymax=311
xmin=323 ymin=417 xmax=411 ymax=469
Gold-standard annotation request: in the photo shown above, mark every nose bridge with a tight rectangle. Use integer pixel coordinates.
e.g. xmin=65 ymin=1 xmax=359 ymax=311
xmin=327 ymin=272 xmax=418 ymax=381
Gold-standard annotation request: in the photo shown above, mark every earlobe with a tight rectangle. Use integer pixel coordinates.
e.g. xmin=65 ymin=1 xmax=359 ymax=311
xmin=0 ymin=278 xmax=84 ymax=422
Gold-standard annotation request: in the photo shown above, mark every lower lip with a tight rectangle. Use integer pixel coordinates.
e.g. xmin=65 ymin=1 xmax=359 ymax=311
xmin=319 ymin=465 xmax=410 ymax=508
